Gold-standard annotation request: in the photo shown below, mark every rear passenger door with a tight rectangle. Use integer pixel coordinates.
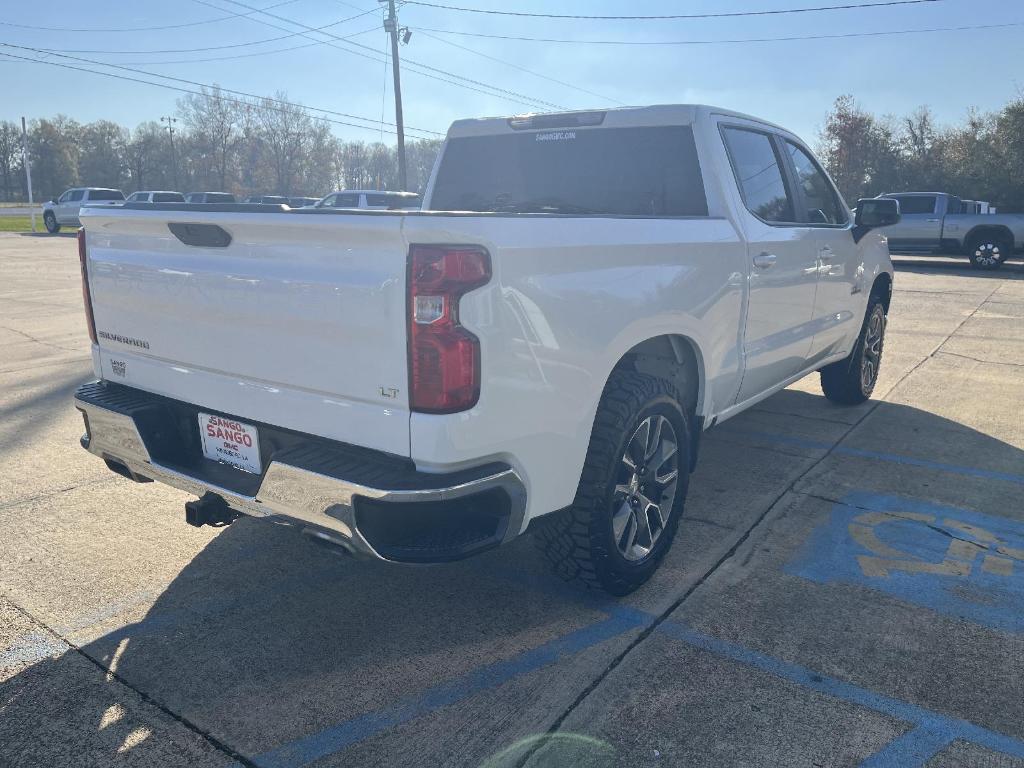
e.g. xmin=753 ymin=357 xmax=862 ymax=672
xmin=781 ymin=139 xmax=861 ymax=364
xmin=885 ymin=195 xmax=940 ymax=249
xmin=720 ymin=124 xmax=820 ymax=403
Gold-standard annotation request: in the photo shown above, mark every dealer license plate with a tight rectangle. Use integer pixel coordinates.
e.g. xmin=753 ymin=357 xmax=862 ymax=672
xmin=198 ymin=412 xmax=262 ymax=474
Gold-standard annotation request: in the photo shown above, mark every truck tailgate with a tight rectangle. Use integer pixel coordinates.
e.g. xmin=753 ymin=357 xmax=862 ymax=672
xmin=81 ymin=209 xmax=411 ymax=457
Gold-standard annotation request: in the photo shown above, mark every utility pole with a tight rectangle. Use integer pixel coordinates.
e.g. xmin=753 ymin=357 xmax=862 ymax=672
xmin=20 ymin=117 xmax=35 ymax=233
xmin=380 ymin=0 xmax=408 ymax=191
xmin=161 ymin=116 xmax=179 ymax=190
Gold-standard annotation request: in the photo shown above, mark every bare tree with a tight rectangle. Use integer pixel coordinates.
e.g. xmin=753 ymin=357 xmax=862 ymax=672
xmin=178 ymin=86 xmax=239 ymax=191
xmin=124 ymin=121 xmax=168 ymax=192
xmin=29 ymin=116 xmax=81 ymax=200
xmin=79 ymin=120 xmax=128 ymax=189
xmin=255 ymin=93 xmax=310 ymax=195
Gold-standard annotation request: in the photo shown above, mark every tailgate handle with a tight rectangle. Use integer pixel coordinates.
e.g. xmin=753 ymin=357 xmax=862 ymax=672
xmin=168 ymin=222 xmax=232 ymax=248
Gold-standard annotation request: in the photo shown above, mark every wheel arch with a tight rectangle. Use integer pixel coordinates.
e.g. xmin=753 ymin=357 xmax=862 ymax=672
xmin=607 ymin=333 xmax=706 ymax=471
xmin=870 ymin=272 xmax=893 ymax=314
xmin=963 ymin=224 xmax=1015 ymax=253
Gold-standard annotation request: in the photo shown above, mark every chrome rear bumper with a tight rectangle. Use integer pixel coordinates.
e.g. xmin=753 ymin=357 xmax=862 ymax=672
xmin=74 ymin=383 xmax=526 ymax=561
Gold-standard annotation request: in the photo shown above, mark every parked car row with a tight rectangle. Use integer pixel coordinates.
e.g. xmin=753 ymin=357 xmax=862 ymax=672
xmin=41 ymin=187 xmax=424 ymax=232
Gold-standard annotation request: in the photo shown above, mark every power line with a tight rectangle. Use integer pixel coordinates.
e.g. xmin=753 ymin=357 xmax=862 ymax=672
xmin=0 ymin=50 xmax=428 ymax=137
xmin=416 ymin=29 xmax=626 ymax=107
xmin=400 ymin=0 xmax=948 ymax=20
xmin=0 ymin=0 xmax=304 ymax=33
xmin=20 ymin=8 xmax=379 ymax=55
xmin=0 ymin=44 xmax=444 ymax=137
xmin=412 ymin=19 xmax=1024 ymax=45
xmin=108 ymin=28 xmax=379 ymax=67
xmin=203 ymin=0 xmax=566 ymax=109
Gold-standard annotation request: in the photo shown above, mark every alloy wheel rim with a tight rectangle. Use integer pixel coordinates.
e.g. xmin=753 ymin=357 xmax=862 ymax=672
xmin=861 ymin=310 xmax=883 ymax=391
xmin=611 ymin=414 xmax=680 ymax=562
xmin=974 ymin=243 xmax=1000 ymax=266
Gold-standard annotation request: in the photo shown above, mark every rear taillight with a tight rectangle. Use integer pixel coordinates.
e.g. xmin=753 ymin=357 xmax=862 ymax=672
xmin=408 ymin=245 xmax=491 ymax=413
xmin=78 ymin=227 xmax=97 ymax=344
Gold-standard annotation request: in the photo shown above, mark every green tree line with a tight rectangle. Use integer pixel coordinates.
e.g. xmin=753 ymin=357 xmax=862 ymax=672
xmin=0 ymin=87 xmax=441 ymax=202
xmin=819 ymin=94 xmax=1024 ymax=212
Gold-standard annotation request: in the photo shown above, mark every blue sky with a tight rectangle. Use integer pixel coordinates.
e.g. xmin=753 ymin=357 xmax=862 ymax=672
xmin=1 ymin=0 xmax=1022 ymax=146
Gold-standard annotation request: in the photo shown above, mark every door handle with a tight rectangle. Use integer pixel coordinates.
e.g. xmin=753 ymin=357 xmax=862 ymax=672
xmin=753 ymin=252 xmax=777 ymax=269
xmin=925 ymin=218 xmax=940 ymax=222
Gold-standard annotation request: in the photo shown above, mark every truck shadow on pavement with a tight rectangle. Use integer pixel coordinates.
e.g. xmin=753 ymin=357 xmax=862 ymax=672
xmin=892 ymin=258 xmax=1024 ymax=278
xmin=2 ymin=392 xmax=1023 ymax=767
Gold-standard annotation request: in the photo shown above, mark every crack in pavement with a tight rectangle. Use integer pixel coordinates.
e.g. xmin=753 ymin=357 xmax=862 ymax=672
xmin=1 ymin=597 xmax=260 ymax=768
xmin=0 ymin=324 xmax=82 ymax=354
xmin=934 ymin=350 xmax=1024 ymax=369
xmin=0 ymin=476 xmax=118 ymax=513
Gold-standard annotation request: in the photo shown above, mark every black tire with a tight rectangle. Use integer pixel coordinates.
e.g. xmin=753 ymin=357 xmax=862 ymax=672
xmin=820 ymin=294 xmax=886 ymax=405
xmin=43 ymin=211 xmax=60 ymax=234
xmin=534 ymin=370 xmax=690 ymax=595
xmin=966 ymin=232 xmax=1010 ymax=270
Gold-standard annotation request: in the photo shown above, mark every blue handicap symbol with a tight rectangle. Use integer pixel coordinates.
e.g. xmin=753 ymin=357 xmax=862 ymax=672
xmin=788 ymin=492 xmax=1024 ymax=633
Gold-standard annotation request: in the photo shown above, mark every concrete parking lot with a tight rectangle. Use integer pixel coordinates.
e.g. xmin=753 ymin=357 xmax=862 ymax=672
xmin=1 ymin=231 xmax=1022 ymax=767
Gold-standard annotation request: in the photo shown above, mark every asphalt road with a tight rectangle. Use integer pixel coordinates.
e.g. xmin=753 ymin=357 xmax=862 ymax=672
xmin=1 ymin=232 xmax=1022 ymax=768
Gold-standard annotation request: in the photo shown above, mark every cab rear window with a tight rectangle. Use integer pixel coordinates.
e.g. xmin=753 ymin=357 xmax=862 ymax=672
xmin=430 ymin=125 xmax=708 ymax=217
xmin=90 ymin=190 xmax=125 ymax=201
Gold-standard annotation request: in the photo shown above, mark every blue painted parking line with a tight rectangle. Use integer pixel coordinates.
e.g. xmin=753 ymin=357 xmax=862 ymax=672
xmin=789 ymin=492 xmax=1024 ymax=633
xmin=246 ymin=608 xmax=650 ymax=768
xmin=724 ymin=429 xmax=1024 ymax=486
xmin=858 ymin=726 xmax=956 ymax=768
xmin=244 ymin=540 xmax=1024 ymax=767
xmin=656 ymin=619 xmax=1024 ymax=766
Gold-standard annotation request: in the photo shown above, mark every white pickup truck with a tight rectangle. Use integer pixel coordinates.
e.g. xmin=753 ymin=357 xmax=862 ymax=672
xmin=73 ymin=105 xmax=898 ymax=594
xmin=43 ymin=187 xmax=124 ymax=233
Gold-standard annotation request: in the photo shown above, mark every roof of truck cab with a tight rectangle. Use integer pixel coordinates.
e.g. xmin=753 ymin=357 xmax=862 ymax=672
xmin=446 ymin=104 xmax=790 ymax=139
xmin=880 ymin=192 xmax=952 ymax=197
xmin=324 ymin=190 xmax=419 ymax=196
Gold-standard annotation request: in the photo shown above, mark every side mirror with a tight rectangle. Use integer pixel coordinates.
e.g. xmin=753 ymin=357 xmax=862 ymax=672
xmin=49 ymin=198 xmax=56 ymax=204
xmin=855 ymin=198 xmax=900 ymax=229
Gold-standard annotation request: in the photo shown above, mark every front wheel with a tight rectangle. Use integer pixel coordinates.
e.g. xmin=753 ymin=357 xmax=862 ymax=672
xmin=43 ymin=211 xmax=60 ymax=234
xmin=820 ymin=295 xmax=886 ymax=405
xmin=534 ymin=371 xmax=690 ymax=595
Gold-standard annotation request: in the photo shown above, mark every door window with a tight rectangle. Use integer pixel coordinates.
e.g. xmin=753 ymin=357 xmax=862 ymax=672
xmin=68 ymin=190 xmax=85 ymax=202
xmin=721 ymin=127 xmax=795 ymax=224
xmin=57 ymin=191 xmax=70 ymax=203
xmin=784 ymin=141 xmax=848 ymax=225
xmin=334 ymin=194 xmax=360 ymax=207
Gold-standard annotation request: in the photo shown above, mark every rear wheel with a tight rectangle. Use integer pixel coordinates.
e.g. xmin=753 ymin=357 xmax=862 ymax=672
xmin=534 ymin=370 xmax=690 ymax=595
xmin=820 ymin=295 xmax=886 ymax=405
xmin=966 ymin=233 xmax=1010 ymax=270
xmin=44 ymin=211 xmax=60 ymax=234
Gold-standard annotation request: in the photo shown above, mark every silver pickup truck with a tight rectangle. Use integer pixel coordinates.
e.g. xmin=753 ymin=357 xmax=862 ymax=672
xmin=878 ymin=192 xmax=1023 ymax=269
